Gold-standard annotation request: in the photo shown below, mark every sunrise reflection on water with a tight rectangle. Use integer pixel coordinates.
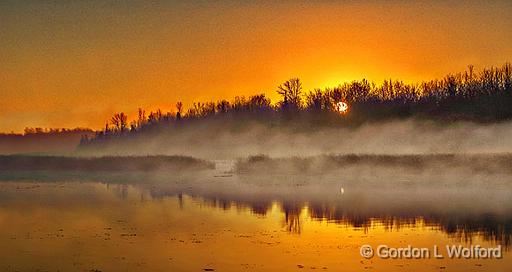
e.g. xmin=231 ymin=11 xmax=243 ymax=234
xmin=0 ymin=180 xmax=509 ymax=271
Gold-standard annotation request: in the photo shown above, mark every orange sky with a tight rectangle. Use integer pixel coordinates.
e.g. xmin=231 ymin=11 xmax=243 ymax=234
xmin=1 ymin=1 xmax=511 ymax=132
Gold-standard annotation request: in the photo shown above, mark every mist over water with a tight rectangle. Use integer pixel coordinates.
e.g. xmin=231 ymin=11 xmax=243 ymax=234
xmin=78 ymin=119 xmax=512 ymax=159
xmin=2 ymin=118 xmax=512 ymax=270
xmin=4 ymin=118 xmax=512 ymax=240
xmin=1 ymin=158 xmax=511 ymax=246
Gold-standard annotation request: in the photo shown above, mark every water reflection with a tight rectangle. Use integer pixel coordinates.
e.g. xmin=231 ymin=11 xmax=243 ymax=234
xmin=182 ymin=194 xmax=512 ymax=246
xmin=0 ymin=177 xmax=510 ymax=271
xmin=145 ymin=177 xmax=512 ymax=247
xmin=1 ymin=169 xmax=509 ymax=247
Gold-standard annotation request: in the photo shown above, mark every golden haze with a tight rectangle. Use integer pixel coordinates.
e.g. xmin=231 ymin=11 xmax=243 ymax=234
xmin=1 ymin=1 xmax=511 ymax=132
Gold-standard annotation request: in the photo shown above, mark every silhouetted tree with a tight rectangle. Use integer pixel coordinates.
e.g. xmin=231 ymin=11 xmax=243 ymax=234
xmin=176 ymin=102 xmax=183 ymax=120
xmin=216 ymin=100 xmax=230 ymax=113
xmin=248 ymin=94 xmax=271 ymax=111
xmin=81 ymin=62 xmax=512 ymax=147
xmin=277 ymin=78 xmax=303 ymax=110
xmin=232 ymin=96 xmax=247 ymax=112
xmin=111 ymin=112 xmax=128 ymax=133
xmin=305 ymin=89 xmax=325 ymax=111
xmin=137 ymin=108 xmax=146 ymax=128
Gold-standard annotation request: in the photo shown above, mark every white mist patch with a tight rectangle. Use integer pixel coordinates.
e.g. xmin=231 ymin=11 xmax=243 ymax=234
xmin=80 ymin=119 xmax=512 ymax=159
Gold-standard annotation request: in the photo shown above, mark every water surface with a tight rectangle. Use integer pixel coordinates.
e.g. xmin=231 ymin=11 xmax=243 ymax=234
xmin=0 ymin=167 xmax=510 ymax=271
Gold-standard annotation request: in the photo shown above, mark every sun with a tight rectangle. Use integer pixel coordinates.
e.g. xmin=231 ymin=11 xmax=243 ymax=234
xmin=335 ymin=101 xmax=349 ymax=114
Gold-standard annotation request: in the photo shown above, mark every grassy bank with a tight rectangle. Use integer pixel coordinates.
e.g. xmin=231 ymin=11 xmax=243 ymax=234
xmin=0 ymin=155 xmax=214 ymax=172
xmin=235 ymin=153 xmax=512 ymax=175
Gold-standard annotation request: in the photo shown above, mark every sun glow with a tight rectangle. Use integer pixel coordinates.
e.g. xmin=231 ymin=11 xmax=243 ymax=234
xmin=335 ymin=101 xmax=349 ymax=114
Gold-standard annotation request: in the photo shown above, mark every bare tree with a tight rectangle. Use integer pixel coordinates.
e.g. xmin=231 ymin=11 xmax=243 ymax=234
xmin=277 ymin=78 xmax=303 ymax=110
xmin=176 ymin=102 xmax=183 ymax=120
xmin=216 ymin=100 xmax=230 ymax=113
xmin=305 ymin=89 xmax=324 ymax=111
xmin=248 ymin=94 xmax=271 ymax=111
xmin=136 ymin=108 xmax=146 ymax=128
xmin=111 ymin=112 xmax=128 ymax=132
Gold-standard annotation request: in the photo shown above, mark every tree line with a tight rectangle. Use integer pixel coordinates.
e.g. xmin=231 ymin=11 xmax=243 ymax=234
xmin=82 ymin=63 xmax=512 ymax=144
xmin=0 ymin=127 xmax=93 ymax=137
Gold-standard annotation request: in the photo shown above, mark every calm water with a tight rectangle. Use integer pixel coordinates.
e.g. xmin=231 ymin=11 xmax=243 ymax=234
xmin=0 ymin=167 xmax=511 ymax=271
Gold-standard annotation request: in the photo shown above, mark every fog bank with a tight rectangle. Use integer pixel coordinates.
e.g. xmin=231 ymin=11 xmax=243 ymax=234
xmin=79 ymin=119 xmax=512 ymax=159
